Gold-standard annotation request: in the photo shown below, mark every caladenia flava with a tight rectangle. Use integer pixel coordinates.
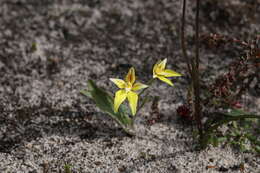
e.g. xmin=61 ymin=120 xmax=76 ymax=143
xmin=153 ymin=59 xmax=182 ymax=86
xmin=81 ymin=59 xmax=182 ymax=135
xmin=110 ymin=67 xmax=148 ymax=116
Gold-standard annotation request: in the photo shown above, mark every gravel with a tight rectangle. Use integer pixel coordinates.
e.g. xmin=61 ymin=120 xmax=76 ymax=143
xmin=0 ymin=0 xmax=259 ymax=172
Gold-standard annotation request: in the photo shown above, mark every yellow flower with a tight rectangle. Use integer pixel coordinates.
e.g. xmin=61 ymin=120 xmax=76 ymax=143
xmin=110 ymin=67 xmax=148 ymax=116
xmin=153 ymin=58 xmax=182 ymax=86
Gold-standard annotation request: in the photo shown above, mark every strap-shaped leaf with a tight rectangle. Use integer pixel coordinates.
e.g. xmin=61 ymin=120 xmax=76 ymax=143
xmin=226 ymin=109 xmax=250 ymax=117
xmin=81 ymin=80 xmax=134 ymax=134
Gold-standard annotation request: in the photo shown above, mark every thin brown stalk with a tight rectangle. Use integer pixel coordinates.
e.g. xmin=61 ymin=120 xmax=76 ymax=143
xmin=193 ymin=0 xmax=203 ymax=140
xmin=181 ymin=0 xmax=192 ymax=76
xmin=181 ymin=0 xmax=203 ymax=142
xmin=195 ymin=0 xmax=200 ymax=69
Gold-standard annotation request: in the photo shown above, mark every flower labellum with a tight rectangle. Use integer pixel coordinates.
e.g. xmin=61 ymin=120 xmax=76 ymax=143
xmin=153 ymin=58 xmax=182 ymax=86
xmin=110 ymin=67 xmax=148 ymax=116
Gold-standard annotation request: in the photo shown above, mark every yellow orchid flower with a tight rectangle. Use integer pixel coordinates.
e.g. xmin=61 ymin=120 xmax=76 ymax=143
xmin=110 ymin=67 xmax=148 ymax=116
xmin=153 ymin=58 xmax=182 ymax=86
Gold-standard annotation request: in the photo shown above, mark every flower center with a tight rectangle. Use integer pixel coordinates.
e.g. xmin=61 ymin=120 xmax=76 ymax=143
xmin=155 ymin=67 xmax=163 ymax=74
xmin=125 ymin=82 xmax=132 ymax=92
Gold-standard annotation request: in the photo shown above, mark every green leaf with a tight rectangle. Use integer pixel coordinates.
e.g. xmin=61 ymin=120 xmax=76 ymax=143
xmin=232 ymin=121 xmax=238 ymax=129
xmin=81 ymin=80 xmax=134 ymax=134
xmin=212 ymin=136 xmax=219 ymax=147
xmin=254 ymin=146 xmax=260 ymax=153
xmin=239 ymin=143 xmax=247 ymax=152
xmin=31 ymin=42 xmax=37 ymax=52
xmin=227 ymin=109 xmax=250 ymax=117
xmin=80 ymin=89 xmax=92 ymax=98
xmin=64 ymin=164 xmax=72 ymax=173
xmin=217 ymin=137 xmax=227 ymax=143
xmin=88 ymin=80 xmax=113 ymax=114
xmin=230 ymin=141 xmax=239 ymax=145
xmin=192 ymin=130 xmax=199 ymax=139
xmin=246 ymin=134 xmax=260 ymax=146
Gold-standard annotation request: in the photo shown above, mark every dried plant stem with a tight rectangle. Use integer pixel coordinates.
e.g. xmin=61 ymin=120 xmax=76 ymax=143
xmin=181 ymin=0 xmax=203 ymax=142
xmin=193 ymin=0 xmax=203 ymax=140
xmin=181 ymin=0 xmax=192 ymax=76
xmin=195 ymin=0 xmax=200 ymax=69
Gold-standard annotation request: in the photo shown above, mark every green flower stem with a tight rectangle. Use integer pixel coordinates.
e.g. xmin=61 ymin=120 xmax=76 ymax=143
xmin=139 ymin=78 xmax=155 ymax=97
xmin=136 ymin=92 xmax=150 ymax=115
xmin=135 ymin=78 xmax=156 ymax=116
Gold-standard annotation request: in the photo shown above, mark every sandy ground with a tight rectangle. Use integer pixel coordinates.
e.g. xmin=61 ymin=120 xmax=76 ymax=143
xmin=0 ymin=0 xmax=259 ymax=172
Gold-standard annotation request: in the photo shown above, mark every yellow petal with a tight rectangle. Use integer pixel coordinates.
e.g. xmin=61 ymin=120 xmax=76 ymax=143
xmin=157 ymin=76 xmax=174 ymax=86
xmin=158 ymin=69 xmax=182 ymax=77
xmin=125 ymin=67 xmax=136 ymax=84
xmin=110 ymin=78 xmax=126 ymax=88
xmin=157 ymin=58 xmax=167 ymax=70
xmin=114 ymin=90 xmax=127 ymax=113
xmin=132 ymin=82 xmax=149 ymax=91
xmin=127 ymin=91 xmax=138 ymax=115
xmin=153 ymin=61 xmax=160 ymax=78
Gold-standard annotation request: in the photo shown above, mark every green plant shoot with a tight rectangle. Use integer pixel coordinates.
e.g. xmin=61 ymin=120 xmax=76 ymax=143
xmin=81 ymin=58 xmax=182 ymax=135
